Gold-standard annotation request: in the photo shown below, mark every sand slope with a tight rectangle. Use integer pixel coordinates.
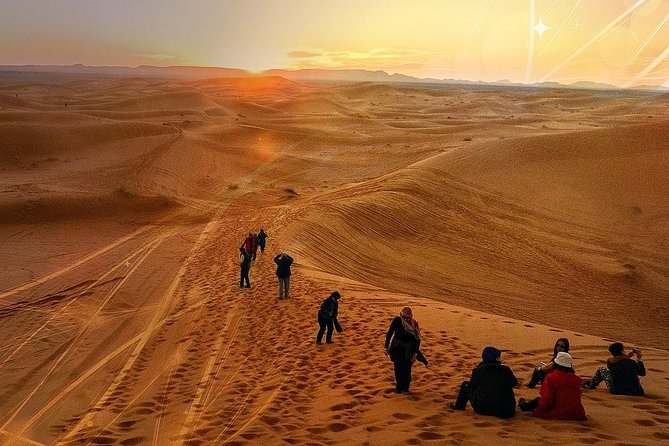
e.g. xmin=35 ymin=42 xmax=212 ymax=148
xmin=0 ymin=75 xmax=667 ymax=445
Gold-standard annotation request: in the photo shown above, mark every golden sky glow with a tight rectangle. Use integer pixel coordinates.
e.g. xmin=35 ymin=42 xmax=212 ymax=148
xmin=1 ymin=0 xmax=668 ymax=87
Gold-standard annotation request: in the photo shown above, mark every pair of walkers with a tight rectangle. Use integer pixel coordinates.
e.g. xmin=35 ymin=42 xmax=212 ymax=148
xmin=238 ymin=229 xmax=267 ymax=288
xmin=241 ymin=230 xmax=267 ymax=261
xmin=239 ymin=250 xmax=293 ymax=296
xmin=315 ymin=300 xmax=428 ymax=395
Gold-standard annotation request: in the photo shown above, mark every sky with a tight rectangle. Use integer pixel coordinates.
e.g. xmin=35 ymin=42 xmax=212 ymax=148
xmin=1 ymin=0 xmax=668 ymax=87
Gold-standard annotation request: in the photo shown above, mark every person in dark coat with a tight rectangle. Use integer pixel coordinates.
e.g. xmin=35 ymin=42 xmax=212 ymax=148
xmin=251 ymin=232 xmax=259 ymax=261
xmin=450 ymin=346 xmax=518 ymax=418
xmin=273 ymin=252 xmax=293 ymax=299
xmin=582 ymin=342 xmax=646 ymax=395
xmin=384 ymin=307 xmax=428 ymax=394
xmin=257 ymin=229 xmax=267 ymax=253
xmin=518 ymin=352 xmax=587 ymax=420
xmin=239 ymin=247 xmax=251 ymax=288
xmin=527 ymin=338 xmax=570 ymax=388
xmin=316 ymin=291 xmax=342 ymax=344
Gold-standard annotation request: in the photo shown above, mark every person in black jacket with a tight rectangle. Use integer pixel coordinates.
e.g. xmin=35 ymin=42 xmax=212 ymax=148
xmin=239 ymin=247 xmax=251 ymax=288
xmin=316 ymin=291 xmax=342 ymax=344
xmin=273 ymin=252 xmax=293 ymax=299
xmin=582 ymin=342 xmax=646 ymax=395
xmin=384 ymin=307 xmax=428 ymax=394
xmin=450 ymin=346 xmax=518 ymax=418
xmin=257 ymin=229 xmax=267 ymax=253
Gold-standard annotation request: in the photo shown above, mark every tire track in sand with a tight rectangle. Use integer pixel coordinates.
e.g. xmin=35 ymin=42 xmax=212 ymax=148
xmin=3 ymin=230 xmax=173 ymax=434
xmin=53 ymin=209 xmax=224 ymax=445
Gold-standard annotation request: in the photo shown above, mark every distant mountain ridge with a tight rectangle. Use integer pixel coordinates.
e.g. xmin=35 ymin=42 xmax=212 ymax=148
xmin=0 ymin=64 xmax=666 ymax=91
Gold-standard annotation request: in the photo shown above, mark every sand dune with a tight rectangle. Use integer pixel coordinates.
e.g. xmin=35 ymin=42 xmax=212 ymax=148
xmin=0 ymin=75 xmax=667 ymax=445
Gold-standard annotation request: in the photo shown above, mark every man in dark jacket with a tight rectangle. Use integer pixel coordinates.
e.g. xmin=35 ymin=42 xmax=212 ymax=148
xmin=273 ymin=252 xmax=293 ymax=299
xmin=316 ymin=291 xmax=342 ymax=344
xmin=582 ymin=342 xmax=646 ymax=396
xmin=239 ymin=247 xmax=251 ymax=288
xmin=257 ymin=229 xmax=267 ymax=253
xmin=450 ymin=346 xmax=518 ymax=418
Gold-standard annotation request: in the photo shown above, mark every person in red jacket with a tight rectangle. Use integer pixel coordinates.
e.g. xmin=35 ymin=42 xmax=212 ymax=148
xmin=518 ymin=352 xmax=586 ymax=421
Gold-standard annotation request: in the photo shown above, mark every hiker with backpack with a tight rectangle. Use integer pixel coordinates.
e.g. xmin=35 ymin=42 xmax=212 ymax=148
xmin=316 ymin=291 xmax=342 ymax=344
xmin=384 ymin=307 xmax=428 ymax=394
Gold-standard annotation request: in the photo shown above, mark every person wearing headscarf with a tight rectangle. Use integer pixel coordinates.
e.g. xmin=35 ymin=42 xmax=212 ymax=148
xmin=518 ymin=352 xmax=587 ymax=420
xmin=384 ymin=307 xmax=428 ymax=393
xmin=450 ymin=346 xmax=518 ymax=418
xmin=527 ymin=338 xmax=570 ymax=389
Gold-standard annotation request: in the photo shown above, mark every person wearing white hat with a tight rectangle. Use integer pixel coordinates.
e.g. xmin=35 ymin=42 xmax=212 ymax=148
xmin=518 ymin=352 xmax=586 ymax=420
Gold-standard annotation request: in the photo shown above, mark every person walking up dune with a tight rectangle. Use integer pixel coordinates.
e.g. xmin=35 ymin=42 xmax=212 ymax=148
xmin=241 ymin=233 xmax=255 ymax=259
xmin=384 ymin=307 xmax=428 ymax=394
xmin=274 ymin=252 xmax=293 ymax=299
xmin=239 ymin=247 xmax=251 ymax=288
xmin=450 ymin=347 xmax=518 ymax=418
xmin=257 ymin=229 xmax=267 ymax=254
xmin=251 ymin=232 xmax=259 ymax=261
xmin=316 ymin=291 xmax=342 ymax=344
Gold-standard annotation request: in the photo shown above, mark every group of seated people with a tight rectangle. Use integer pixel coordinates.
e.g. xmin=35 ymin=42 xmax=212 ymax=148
xmin=449 ymin=339 xmax=646 ymax=420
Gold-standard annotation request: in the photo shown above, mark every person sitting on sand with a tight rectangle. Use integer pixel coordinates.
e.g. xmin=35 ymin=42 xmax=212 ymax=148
xmin=384 ymin=307 xmax=428 ymax=394
xmin=273 ymin=252 xmax=293 ymax=299
xmin=582 ymin=342 xmax=646 ymax=396
xmin=239 ymin=247 xmax=251 ymax=288
xmin=518 ymin=352 xmax=586 ymax=420
xmin=316 ymin=291 xmax=342 ymax=344
xmin=450 ymin=347 xmax=518 ymax=418
xmin=527 ymin=338 xmax=570 ymax=389
xmin=257 ymin=229 xmax=267 ymax=254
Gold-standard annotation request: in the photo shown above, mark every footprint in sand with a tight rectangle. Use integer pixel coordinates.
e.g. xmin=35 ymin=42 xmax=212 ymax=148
xmin=328 ymin=422 xmax=350 ymax=432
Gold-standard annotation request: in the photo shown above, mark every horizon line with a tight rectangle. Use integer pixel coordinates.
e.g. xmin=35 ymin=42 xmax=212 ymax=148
xmin=0 ymin=62 xmax=667 ymax=92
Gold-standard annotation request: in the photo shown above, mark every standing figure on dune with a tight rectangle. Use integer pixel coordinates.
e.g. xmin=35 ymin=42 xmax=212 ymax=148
xmin=316 ymin=291 xmax=342 ymax=344
xmin=274 ymin=252 xmax=293 ymax=299
xmin=256 ymin=229 xmax=267 ymax=254
xmin=251 ymin=232 xmax=259 ymax=261
xmin=384 ymin=307 xmax=428 ymax=394
xmin=241 ymin=232 xmax=255 ymax=261
xmin=239 ymin=247 xmax=251 ymax=288
xmin=526 ymin=338 xmax=570 ymax=389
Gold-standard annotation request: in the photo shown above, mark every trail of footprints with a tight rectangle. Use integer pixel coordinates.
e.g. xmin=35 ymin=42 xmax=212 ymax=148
xmin=6 ymin=208 xmax=667 ymax=446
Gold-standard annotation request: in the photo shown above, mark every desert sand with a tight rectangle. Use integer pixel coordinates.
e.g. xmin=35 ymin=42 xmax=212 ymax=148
xmin=0 ymin=75 xmax=668 ymax=445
